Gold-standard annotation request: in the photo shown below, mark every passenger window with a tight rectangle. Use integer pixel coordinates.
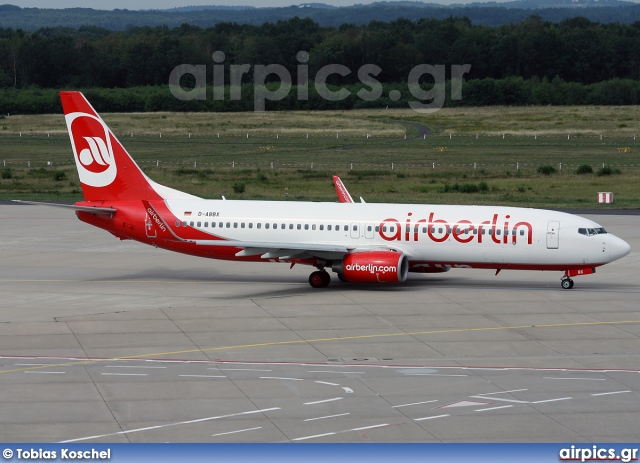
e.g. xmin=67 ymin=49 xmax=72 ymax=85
xmin=205 ymin=222 xmax=208 ymax=227
xmin=353 ymin=225 xmax=357 ymax=231
xmin=328 ymin=225 xmax=332 ymax=231
xmin=367 ymin=226 xmax=371 ymax=232
xmin=233 ymin=223 xmax=237 ymax=228
xmin=226 ymin=222 xmax=230 ymax=228
xmin=305 ymin=224 xmax=309 ymax=230
xmin=281 ymin=224 xmax=285 ymax=229
xmin=422 ymin=227 xmax=427 ymax=233
xmin=289 ymin=224 xmax=293 ymax=229
xmin=241 ymin=223 xmax=245 ymax=228
xmin=438 ymin=228 xmax=443 ymax=233
xmin=320 ymin=225 xmax=324 ymax=231
xmin=183 ymin=221 xmax=187 ymax=227
xmin=219 ymin=222 xmax=223 ymax=228
xmin=520 ymin=230 xmax=524 ymax=236
xmin=447 ymin=228 xmax=451 ymax=233
xmin=297 ymin=224 xmax=301 ymax=230
xmin=211 ymin=222 xmax=216 ymax=228
xmin=383 ymin=226 xmax=387 ymax=232
xmin=488 ymin=229 xmax=493 ymax=235
xmin=175 ymin=221 xmax=180 ymax=227
xmin=265 ymin=223 xmax=270 ymax=229
xmin=248 ymin=223 xmax=253 ymax=229
xmin=312 ymin=224 xmax=316 ymax=230
xmin=496 ymin=229 xmax=501 ymax=235
xmin=190 ymin=221 xmax=194 ymax=227
xmin=273 ymin=223 xmax=277 ymax=229
xmin=257 ymin=223 xmax=261 ymax=229
xmin=481 ymin=229 xmax=485 ymax=235
xmin=473 ymin=229 xmax=478 ymax=235
xmin=375 ymin=226 xmax=379 ymax=232
xmin=197 ymin=222 xmax=201 ymax=227
xmin=343 ymin=225 xmax=348 ymax=231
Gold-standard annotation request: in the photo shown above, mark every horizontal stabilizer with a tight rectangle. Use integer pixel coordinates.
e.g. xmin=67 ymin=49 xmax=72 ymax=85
xmin=12 ymin=200 xmax=117 ymax=215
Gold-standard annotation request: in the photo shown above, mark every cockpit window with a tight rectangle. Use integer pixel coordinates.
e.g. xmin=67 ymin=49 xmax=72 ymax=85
xmin=579 ymin=227 xmax=607 ymax=236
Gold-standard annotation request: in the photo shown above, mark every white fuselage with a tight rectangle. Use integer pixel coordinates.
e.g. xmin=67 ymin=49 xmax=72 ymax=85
xmin=164 ymin=200 xmax=626 ymax=269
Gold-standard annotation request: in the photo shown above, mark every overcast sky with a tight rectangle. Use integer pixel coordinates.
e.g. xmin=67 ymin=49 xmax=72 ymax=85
xmin=5 ymin=0 xmax=559 ymax=9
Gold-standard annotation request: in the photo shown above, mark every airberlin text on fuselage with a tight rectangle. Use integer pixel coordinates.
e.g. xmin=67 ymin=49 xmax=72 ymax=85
xmin=379 ymin=212 xmax=533 ymax=245
xmin=146 ymin=207 xmax=167 ymax=232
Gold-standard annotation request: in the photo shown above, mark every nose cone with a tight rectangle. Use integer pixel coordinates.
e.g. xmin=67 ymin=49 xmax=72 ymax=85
xmin=609 ymin=234 xmax=631 ymax=262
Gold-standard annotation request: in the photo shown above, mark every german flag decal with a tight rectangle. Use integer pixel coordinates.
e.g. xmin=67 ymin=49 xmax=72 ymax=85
xmin=184 ymin=211 xmax=192 ymax=217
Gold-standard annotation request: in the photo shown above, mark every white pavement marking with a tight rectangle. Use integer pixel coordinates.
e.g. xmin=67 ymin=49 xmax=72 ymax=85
xmin=543 ymin=377 xmax=605 ymax=381
xmin=105 ymin=365 xmax=166 ymax=369
xmin=24 ymin=371 xmax=66 ymax=374
xmin=475 ymin=389 xmax=528 ymax=396
xmin=351 ymin=424 xmax=388 ymax=432
xmin=292 ymin=432 xmax=336 ymax=441
xmin=530 ymin=397 xmax=572 ymax=404
xmin=179 ymin=375 xmax=226 ymax=378
xmin=304 ymin=397 xmax=343 ymax=405
xmin=304 ymin=413 xmax=350 ymax=422
xmin=100 ymin=373 xmax=148 ymax=376
xmin=292 ymin=423 xmax=388 ymax=441
xmin=60 ymin=407 xmax=281 ymax=443
xmin=406 ymin=374 xmax=468 ymax=377
xmin=260 ymin=376 xmax=304 ymax=381
xmin=414 ymin=414 xmax=450 ymax=421
xmin=342 ymin=387 xmax=354 ymax=394
xmin=592 ymin=391 xmax=632 ymax=396
xmin=211 ymin=427 xmax=262 ymax=437
xmin=315 ymin=381 xmax=340 ymax=386
xmin=470 ymin=396 xmax=527 ymax=404
xmin=308 ymin=371 xmax=365 ymax=374
xmin=393 ymin=400 xmax=438 ymax=408
xmin=218 ymin=368 xmax=272 ymax=372
xmin=475 ymin=405 xmax=514 ymax=412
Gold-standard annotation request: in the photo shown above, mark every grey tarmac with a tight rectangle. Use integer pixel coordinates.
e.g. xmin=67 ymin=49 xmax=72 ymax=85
xmin=1 ymin=204 xmax=639 ymax=442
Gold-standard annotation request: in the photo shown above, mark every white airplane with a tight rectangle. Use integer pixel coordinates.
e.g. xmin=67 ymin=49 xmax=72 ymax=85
xmin=19 ymin=91 xmax=631 ymax=289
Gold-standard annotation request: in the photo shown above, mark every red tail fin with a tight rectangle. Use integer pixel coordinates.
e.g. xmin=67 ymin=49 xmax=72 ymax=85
xmin=61 ymin=91 xmax=198 ymax=202
xmin=332 ymin=175 xmax=354 ymax=203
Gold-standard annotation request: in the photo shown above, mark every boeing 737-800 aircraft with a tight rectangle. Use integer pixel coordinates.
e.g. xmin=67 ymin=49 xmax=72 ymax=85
xmin=19 ymin=92 xmax=631 ymax=289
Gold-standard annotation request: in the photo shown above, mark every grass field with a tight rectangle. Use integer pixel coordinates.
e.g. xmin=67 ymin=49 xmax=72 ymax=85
xmin=1 ymin=106 xmax=639 ymax=208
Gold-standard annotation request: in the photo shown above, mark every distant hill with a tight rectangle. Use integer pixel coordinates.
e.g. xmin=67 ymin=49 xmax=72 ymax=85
xmin=2 ymin=1 xmax=640 ymax=30
xmin=164 ymin=5 xmax=257 ymax=12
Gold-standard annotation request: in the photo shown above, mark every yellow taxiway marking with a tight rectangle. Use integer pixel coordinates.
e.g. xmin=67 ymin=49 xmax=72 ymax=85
xmin=2 ymin=319 xmax=640 ymax=375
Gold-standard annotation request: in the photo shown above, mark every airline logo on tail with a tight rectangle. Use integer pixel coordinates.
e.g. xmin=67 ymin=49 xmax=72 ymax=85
xmin=65 ymin=112 xmax=117 ymax=187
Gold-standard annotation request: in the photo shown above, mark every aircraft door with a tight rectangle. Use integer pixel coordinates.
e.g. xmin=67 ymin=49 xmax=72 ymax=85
xmin=364 ymin=223 xmax=375 ymax=239
xmin=547 ymin=221 xmax=559 ymax=249
xmin=145 ymin=211 xmax=157 ymax=238
xmin=350 ymin=222 xmax=360 ymax=239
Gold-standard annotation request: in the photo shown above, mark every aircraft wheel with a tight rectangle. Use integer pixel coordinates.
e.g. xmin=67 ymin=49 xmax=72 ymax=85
xmin=561 ymin=278 xmax=574 ymax=290
xmin=309 ymin=270 xmax=330 ymax=288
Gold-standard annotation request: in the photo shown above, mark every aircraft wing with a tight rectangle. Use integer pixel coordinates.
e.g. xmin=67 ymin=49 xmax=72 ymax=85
xmin=191 ymin=239 xmax=401 ymax=259
xmin=11 ymin=200 xmax=117 ymax=215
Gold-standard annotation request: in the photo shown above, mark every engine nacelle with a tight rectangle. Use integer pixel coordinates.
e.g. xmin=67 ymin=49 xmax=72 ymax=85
xmin=337 ymin=251 xmax=408 ymax=283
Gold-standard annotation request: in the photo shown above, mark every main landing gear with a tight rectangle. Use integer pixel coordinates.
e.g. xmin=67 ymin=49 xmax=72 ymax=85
xmin=309 ymin=270 xmax=331 ymax=288
xmin=561 ymin=277 xmax=574 ymax=290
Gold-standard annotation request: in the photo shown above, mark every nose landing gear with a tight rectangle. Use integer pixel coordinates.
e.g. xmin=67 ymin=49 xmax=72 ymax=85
xmin=561 ymin=277 xmax=574 ymax=290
